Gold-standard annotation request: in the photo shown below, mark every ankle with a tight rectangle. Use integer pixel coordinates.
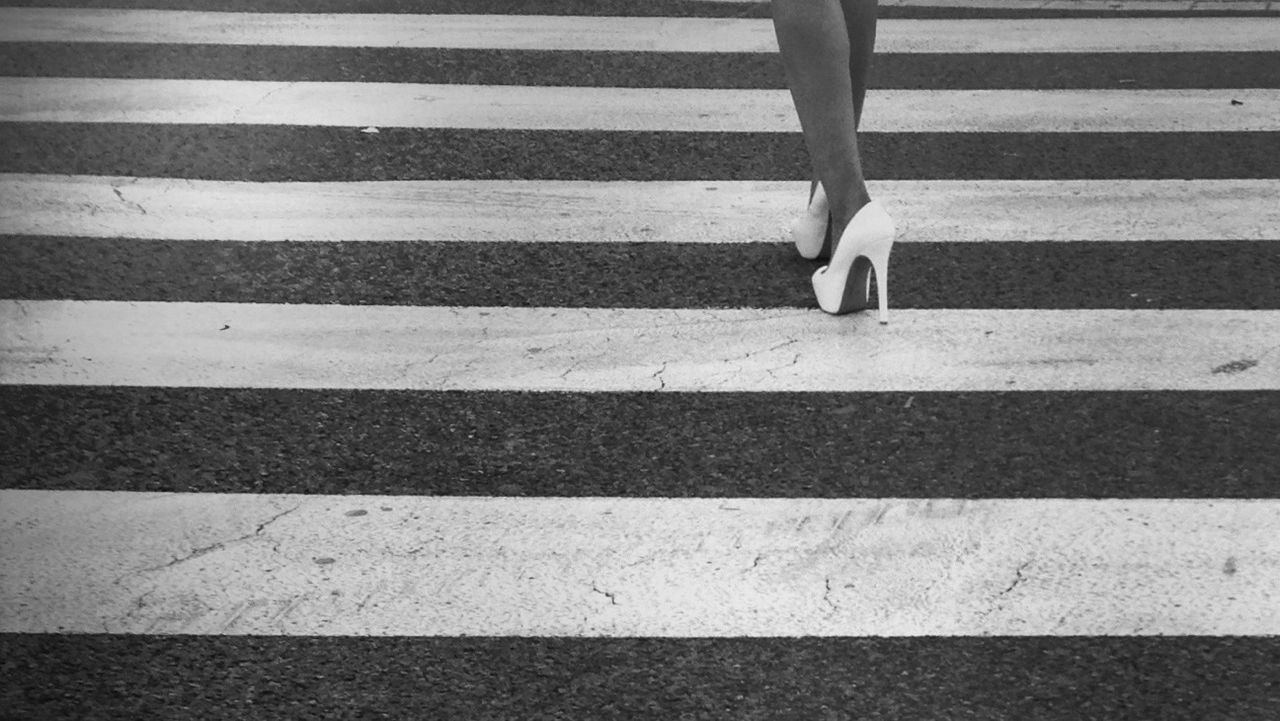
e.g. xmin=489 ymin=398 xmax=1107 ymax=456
xmin=830 ymin=194 xmax=873 ymax=238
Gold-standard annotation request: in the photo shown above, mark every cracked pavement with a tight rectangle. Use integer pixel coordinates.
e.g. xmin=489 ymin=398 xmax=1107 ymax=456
xmin=6 ymin=494 xmax=1274 ymax=636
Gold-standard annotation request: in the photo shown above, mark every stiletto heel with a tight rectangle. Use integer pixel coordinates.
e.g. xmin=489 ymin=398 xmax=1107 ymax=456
xmin=791 ymin=182 xmax=832 ymax=260
xmin=811 ymin=200 xmax=895 ymax=322
xmin=866 ymin=243 xmax=891 ymax=324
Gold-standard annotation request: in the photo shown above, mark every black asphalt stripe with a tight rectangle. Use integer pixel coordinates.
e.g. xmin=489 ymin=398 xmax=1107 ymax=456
xmin=0 ymin=0 xmax=1274 ymax=17
xmin=3 ymin=126 xmax=1278 ymax=180
xmin=3 ymin=387 xmax=1277 ymax=498
xmin=5 ymin=45 xmax=1277 ymax=90
xmin=4 ymin=239 xmax=1279 ymax=310
xmin=4 ymin=635 xmax=1278 ymax=720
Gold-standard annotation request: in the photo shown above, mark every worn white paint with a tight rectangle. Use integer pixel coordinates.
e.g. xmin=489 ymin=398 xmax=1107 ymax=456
xmin=2 ymin=490 xmax=1277 ymax=636
xmin=5 ymin=175 xmax=1277 ymax=243
xmin=4 ymin=79 xmax=1275 ymax=132
xmin=2 ymin=301 xmax=1277 ymax=391
xmin=4 ymin=10 xmax=1278 ymax=53
xmin=880 ymin=0 xmax=1269 ymax=8
xmin=1038 ymin=0 xmax=1271 ymax=10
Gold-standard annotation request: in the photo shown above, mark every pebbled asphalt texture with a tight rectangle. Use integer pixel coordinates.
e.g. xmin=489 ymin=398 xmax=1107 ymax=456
xmin=5 ymin=46 xmax=1279 ymax=89
xmin=5 ymin=238 xmax=1280 ymax=309
xmin=3 ymin=387 xmax=1278 ymax=498
xmin=5 ymin=126 xmax=1279 ymax=180
xmin=4 ymin=635 xmax=1280 ymax=720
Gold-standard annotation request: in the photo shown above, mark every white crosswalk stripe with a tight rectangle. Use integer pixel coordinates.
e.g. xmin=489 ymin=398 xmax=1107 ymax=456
xmin=4 ymin=301 xmax=1279 ymax=391
xmin=6 ymin=490 xmax=1279 ymax=636
xmin=7 ymin=79 xmax=1278 ymax=131
xmin=6 ymin=175 xmax=1278 ymax=242
xmin=4 ymin=10 xmax=1278 ymax=53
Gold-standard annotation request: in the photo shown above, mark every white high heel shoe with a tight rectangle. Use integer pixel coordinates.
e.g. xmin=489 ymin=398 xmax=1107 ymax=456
xmin=812 ymin=200 xmax=896 ymax=322
xmin=791 ymin=182 xmax=831 ymax=260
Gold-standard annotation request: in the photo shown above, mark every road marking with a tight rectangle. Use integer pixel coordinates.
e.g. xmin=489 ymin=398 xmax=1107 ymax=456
xmin=5 ymin=175 xmax=1277 ymax=243
xmin=4 ymin=10 xmax=1278 ymax=53
xmin=3 ymin=301 xmax=1277 ymax=391
xmin=1038 ymin=0 xmax=1271 ymax=11
xmin=4 ymin=79 xmax=1276 ymax=132
xmin=3 ymin=490 xmax=1277 ymax=636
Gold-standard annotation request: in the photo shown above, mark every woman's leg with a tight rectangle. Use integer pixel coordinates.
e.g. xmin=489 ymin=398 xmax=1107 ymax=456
xmin=841 ymin=0 xmax=878 ymax=128
xmin=772 ymin=0 xmax=874 ymax=244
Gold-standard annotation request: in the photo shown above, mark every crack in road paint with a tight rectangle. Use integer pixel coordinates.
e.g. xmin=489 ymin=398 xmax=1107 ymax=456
xmin=834 ymin=510 xmax=856 ymax=532
xmin=558 ymin=357 xmax=586 ymax=380
xmin=765 ymin=352 xmax=802 ymax=379
xmin=999 ymin=559 xmax=1034 ymax=597
xmin=110 ymin=587 xmax=159 ymax=632
xmin=120 ymin=504 xmax=301 ymax=578
xmin=255 ymin=505 xmax=300 ymax=535
xmin=590 ymin=583 xmax=618 ymax=605
xmin=111 ymin=186 xmax=147 ymax=215
xmin=651 ymin=361 xmax=668 ymax=390
xmin=871 ymin=503 xmax=890 ymax=526
xmin=235 ymin=82 xmax=296 ymax=123
xmin=1212 ymin=359 xmax=1258 ymax=375
xmin=725 ymin=337 xmax=801 ymax=368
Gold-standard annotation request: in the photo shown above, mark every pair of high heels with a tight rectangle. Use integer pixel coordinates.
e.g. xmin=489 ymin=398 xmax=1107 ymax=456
xmin=790 ymin=183 xmax=896 ymax=323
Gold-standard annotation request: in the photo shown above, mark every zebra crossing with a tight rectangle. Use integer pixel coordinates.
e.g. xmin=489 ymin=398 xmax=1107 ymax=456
xmin=3 ymin=0 xmax=1280 ymax=717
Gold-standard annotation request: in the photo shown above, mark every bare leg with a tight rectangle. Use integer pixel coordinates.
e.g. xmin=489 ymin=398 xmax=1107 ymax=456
xmin=841 ymin=0 xmax=878 ymax=128
xmin=772 ymin=0 xmax=874 ymax=246
xmin=809 ymin=0 xmax=876 ymax=193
